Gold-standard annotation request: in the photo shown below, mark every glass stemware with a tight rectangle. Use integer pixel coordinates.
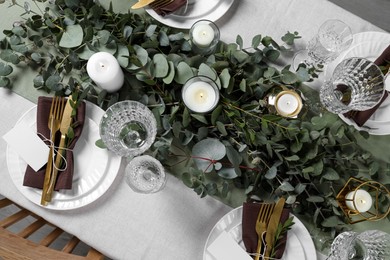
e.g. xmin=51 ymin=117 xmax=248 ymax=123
xmin=125 ymin=155 xmax=166 ymax=194
xmin=326 ymin=230 xmax=390 ymax=260
xmin=293 ymin=19 xmax=353 ymax=70
xmin=99 ymin=101 xmax=157 ymax=157
xmin=319 ymin=57 xmax=385 ymax=114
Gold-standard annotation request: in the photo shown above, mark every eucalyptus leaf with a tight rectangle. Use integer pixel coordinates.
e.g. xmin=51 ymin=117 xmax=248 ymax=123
xmin=0 ymin=77 xmax=10 ymax=88
xmin=198 ymin=63 xmax=217 ymax=80
xmin=306 ymin=196 xmax=325 ymax=203
xmin=218 ymin=168 xmax=238 ymax=179
xmin=174 ymin=61 xmax=194 ymax=84
xmin=163 ymin=61 xmax=175 ymax=84
xmin=265 ymin=166 xmax=277 ymax=179
xmin=219 ymin=68 xmax=231 ymax=89
xmin=321 ymin=216 xmax=345 ymax=228
xmin=153 ymin=54 xmax=169 ymax=78
xmin=252 ymin=34 xmax=262 ymax=48
xmin=279 ymin=181 xmax=295 ymax=192
xmin=45 ymin=74 xmax=61 ymax=90
xmin=192 ymin=138 xmax=226 ymax=173
xmin=0 ymin=62 xmax=13 ymax=76
xmin=59 ymin=24 xmax=83 ymax=48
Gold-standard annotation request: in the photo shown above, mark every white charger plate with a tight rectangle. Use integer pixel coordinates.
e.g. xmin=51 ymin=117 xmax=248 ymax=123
xmin=325 ymin=31 xmax=390 ymax=135
xmin=203 ymin=206 xmax=316 ymax=260
xmin=145 ymin=0 xmax=235 ymax=29
xmin=6 ymin=101 xmax=122 ymax=210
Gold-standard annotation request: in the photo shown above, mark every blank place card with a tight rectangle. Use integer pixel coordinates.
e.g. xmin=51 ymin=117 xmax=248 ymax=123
xmin=207 ymin=231 xmax=252 ymax=260
xmin=3 ymin=122 xmax=49 ymax=171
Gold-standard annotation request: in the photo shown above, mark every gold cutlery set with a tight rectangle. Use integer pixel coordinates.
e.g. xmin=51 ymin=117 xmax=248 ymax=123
xmin=254 ymin=198 xmax=286 ymax=260
xmin=40 ymin=97 xmax=74 ymax=206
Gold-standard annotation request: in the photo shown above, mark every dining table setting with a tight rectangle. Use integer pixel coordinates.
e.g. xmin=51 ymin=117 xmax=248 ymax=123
xmin=1 ymin=0 xmax=390 ymax=259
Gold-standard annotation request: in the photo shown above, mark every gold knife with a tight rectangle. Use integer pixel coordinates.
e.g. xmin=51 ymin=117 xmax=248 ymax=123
xmin=131 ymin=0 xmax=156 ymax=9
xmin=42 ymin=97 xmax=74 ymax=204
xmin=264 ymin=197 xmax=286 ymax=258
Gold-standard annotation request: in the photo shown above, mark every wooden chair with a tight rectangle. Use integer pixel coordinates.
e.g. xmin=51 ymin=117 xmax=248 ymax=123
xmin=0 ymin=197 xmax=106 ymax=260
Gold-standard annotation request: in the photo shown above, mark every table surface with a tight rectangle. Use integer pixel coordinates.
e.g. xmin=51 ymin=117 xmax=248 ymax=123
xmin=0 ymin=0 xmax=387 ymax=259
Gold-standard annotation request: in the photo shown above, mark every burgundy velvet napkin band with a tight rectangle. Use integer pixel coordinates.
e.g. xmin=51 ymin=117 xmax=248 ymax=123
xmin=23 ymin=96 xmax=86 ymax=190
xmin=151 ymin=0 xmax=187 ymax=16
xmin=344 ymin=44 xmax=390 ymax=126
xmin=242 ymin=202 xmax=289 ymax=259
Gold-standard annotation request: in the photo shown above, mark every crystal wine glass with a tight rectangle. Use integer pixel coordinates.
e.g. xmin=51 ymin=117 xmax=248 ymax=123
xmin=125 ymin=155 xmax=166 ymax=194
xmin=319 ymin=57 xmax=385 ymax=114
xmin=99 ymin=101 xmax=157 ymax=157
xmin=293 ymin=19 xmax=353 ymax=70
xmin=327 ymin=230 xmax=390 ymax=260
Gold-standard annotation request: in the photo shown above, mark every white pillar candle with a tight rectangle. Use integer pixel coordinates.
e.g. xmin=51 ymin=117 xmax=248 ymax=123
xmin=191 ymin=23 xmax=215 ymax=48
xmin=182 ymin=80 xmax=219 ymax=113
xmin=86 ymin=52 xmax=124 ymax=93
xmin=345 ymin=189 xmax=373 ymax=213
xmin=275 ymin=91 xmax=302 ymax=117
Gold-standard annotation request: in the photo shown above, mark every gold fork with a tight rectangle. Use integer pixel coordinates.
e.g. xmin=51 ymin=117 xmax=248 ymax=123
xmin=40 ymin=97 xmax=65 ymax=205
xmin=254 ymin=203 xmax=275 ymax=260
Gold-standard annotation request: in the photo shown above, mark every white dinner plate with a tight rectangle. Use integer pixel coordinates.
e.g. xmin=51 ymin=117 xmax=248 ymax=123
xmin=325 ymin=31 xmax=390 ymax=135
xmin=6 ymin=101 xmax=122 ymax=210
xmin=145 ymin=0 xmax=235 ymax=29
xmin=203 ymin=206 xmax=316 ymax=260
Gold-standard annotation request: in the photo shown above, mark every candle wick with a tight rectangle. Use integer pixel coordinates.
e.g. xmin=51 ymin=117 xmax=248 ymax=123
xmin=287 ymin=101 xmax=291 ymax=105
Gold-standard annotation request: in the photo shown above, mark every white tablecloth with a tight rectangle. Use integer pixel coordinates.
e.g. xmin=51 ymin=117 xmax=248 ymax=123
xmin=0 ymin=0 xmax=384 ymax=259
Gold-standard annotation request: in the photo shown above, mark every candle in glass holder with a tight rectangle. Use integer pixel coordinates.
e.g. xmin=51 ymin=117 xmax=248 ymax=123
xmin=274 ymin=90 xmax=302 ymax=117
xmin=182 ymin=77 xmax=219 ymax=113
xmin=191 ymin=23 xmax=215 ymax=47
xmin=86 ymin=52 xmax=124 ymax=93
xmin=345 ymin=189 xmax=373 ymax=213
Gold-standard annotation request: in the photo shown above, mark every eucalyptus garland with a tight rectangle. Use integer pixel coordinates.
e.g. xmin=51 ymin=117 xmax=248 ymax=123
xmin=0 ymin=0 xmax=388 ymax=239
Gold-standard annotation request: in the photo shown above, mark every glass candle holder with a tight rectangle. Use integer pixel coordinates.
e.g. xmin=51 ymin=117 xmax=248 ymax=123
xmin=336 ymin=177 xmax=390 ymax=224
xmin=125 ymin=155 xmax=166 ymax=194
xmin=181 ymin=76 xmax=220 ymax=113
xmin=273 ymin=90 xmax=303 ymax=118
xmin=189 ymin=20 xmax=220 ymax=55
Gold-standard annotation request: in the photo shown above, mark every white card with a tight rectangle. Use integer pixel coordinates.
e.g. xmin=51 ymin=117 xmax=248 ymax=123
xmin=207 ymin=231 xmax=252 ymax=260
xmin=3 ymin=122 xmax=49 ymax=171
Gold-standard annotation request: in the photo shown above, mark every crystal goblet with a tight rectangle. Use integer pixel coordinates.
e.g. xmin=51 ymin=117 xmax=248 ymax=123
xmin=125 ymin=155 xmax=166 ymax=194
xmin=293 ymin=19 xmax=353 ymax=69
xmin=99 ymin=101 xmax=157 ymax=157
xmin=326 ymin=230 xmax=390 ymax=260
xmin=319 ymin=57 xmax=385 ymax=114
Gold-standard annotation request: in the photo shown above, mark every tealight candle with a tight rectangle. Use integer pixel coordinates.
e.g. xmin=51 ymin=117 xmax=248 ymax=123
xmin=86 ymin=52 xmax=124 ymax=93
xmin=190 ymin=20 xmax=220 ymax=55
xmin=345 ymin=189 xmax=373 ymax=213
xmin=274 ymin=90 xmax=302 ymax=117
xmin=191 ymin=23 xmax=215 ymax=47
xmin=182 ymin=77 xmax=219 ymax=113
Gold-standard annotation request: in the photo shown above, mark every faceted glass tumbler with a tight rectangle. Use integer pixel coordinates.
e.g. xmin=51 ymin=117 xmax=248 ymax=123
xmin=125 ymin=155 xmax=166 ymax=194
xmin=320 ymin=57 xmax=385 ymax=114
xmin=99 ymin=101 xmax=157 ymax=157
xmin=326 ymin=230 xmax=390 ymax=260
xmin=308 ymin=19 xmax=353 ymax=64
xmin=293 ymin=19 xmax=352 ymax=70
